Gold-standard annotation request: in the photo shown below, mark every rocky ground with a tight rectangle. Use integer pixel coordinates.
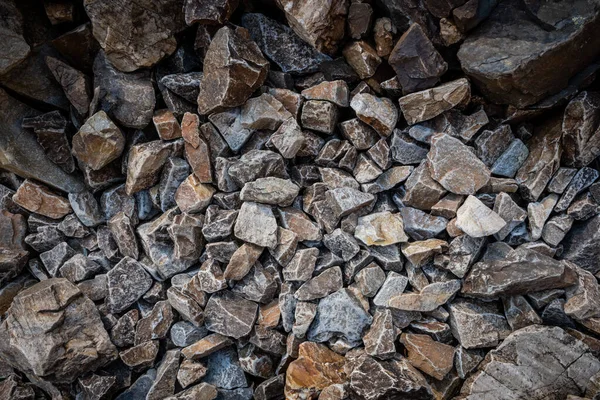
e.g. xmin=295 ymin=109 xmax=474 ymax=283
xmin=2 ymin=0 xmax=600 ymax=399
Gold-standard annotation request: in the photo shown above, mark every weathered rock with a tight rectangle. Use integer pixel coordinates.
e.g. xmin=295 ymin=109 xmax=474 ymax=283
xmin=463 ymin=248 xmax=577 ymax=299
xmin=293 ymin=301 xmax=317 ymax=338
xmin=295 ymin=266 xmax=343 ymax=301
xmin=175 ymin=175 xmax=216 ymax=214
xmin=363 ymin=308 xmax=396 ymax=359
xmin=403 ymin=161 xmax=447 ymax=210
xmin=224 ymin=243 xmax=263 ymax=281
xmin=300 ymin=100 xmax=339 ymax=134
xmin=448 ymin=298 xmax=510 ymax=349
xmin=455 ymin=195 xmax=506 ymax=237
xmin=302 ymin=80 xmax=349 ymax=108
xmin=562 ymin=92 xmax=600 ymax=167
xmin=549 ymin=167 xmax=578 ymax=194
xmin=327 ymin=187 xmax=375 ymax=218
xmin=0 ymin=3 xmax=29 ymax=76
xmin=401 ymin=239 xmax=448 ymax=267
xmin=459 ymin=325 xmax=600 ymax=399
xmin=106 ymin=257 xmax=153 ymax=313
xmin=240 ymin=178 xmax=299 ymax=207
xmin=542 ymin=214 xmax=574 ymax=247
xmin=167 ymin=287 xmax=204 ymax=327
xmin=491 ymin=139 xmax=529 ymax=178
xmin=182 ymin=333 xmax=233 ymax=361
xmin=108 ymin=212 xmax=139 ymax=259
xmin=389 ymin=280 xmax=461 ymax=312
xmin=0 ymin=279 xmax=117 ymax=383
xmin=401 ymin=207 xmax=447 ymax=241
xmin=343 ymin=41 xmax=381 ymax=79
xmin=228 ymin=150 xmax=288 ymax=187
xmin=234 ymin=202 xmax=278 ymax=249
xmin=177 ymin=359 xmax=207 ymax=388
xmin=205 ymin=291 xmax=258 ymax=339
xmin=457 ymin=0 xmax=600 ymax=108
xmin=528 ymin=193 xmax=558 ymax=241
xmin=13 ymin=180 xmax=71 ymax=219
xmin=204 ymin=347 xmax=248 ymax=389
xmin=428 ymin=133 xmax=490 ymax=195
xmin=160 ymin=72 xmax=202 ymax=104
xmin=354 ymin=211 xmax=408 ymax=246
xmin=276 ymin=0 xmax=348 ymax=55
xmin=184 ymin=0 xmax=238 ymax=25
xmin=242 ymin=13 xmax=330 ymax=75
xmin=270 ymin=119 xmax=306 ymax=159
xmin=68 ymin=191 xmax=103 ymax=227
xmin=493 ymin=192 xmax=527 ymax=240
xmin=564 ymin=265 xmax=600 ymax=321
xmin=355 ymin=263 xmax=386 ymax=298
xmin=323 ymin=229 xmax=360 ymax=261
xmin=400 ymin=333 xmax=455 ymax=380
xmin=502 ymin=295 xmax=543 ymax=330
xmin=125 ymin=140 xmax=183 ymax=195
xmin=373 ymin=17 xmax=396 ymax=57
xmin=555 ymin=167 xmax=599 ymax=212
xmin=399 ymin=79 xmax=470 ymax=125
xmin=475 ymin=125 xmax=514 ymax=168
xmin=59 ymin=254 xmax=102 ymax=283
xmin=389 ymin=23 xmax=448 ymax=94
xmin=169 ymin=213 xmax=205 ymax=260
xmin=350 ymin=93 xmax=398 ymax=136
xmin=372 ymin=272 xmax=409 ymax=307
xmin=283 ymin=248 xmax=319 ymax=282
xmin=197 ymin=26 xmax=269 ymax=115
xmin=45 ymin=56 xmax=92 ymax=116
xmin=353 ymin=153 xmax=383 ymax=183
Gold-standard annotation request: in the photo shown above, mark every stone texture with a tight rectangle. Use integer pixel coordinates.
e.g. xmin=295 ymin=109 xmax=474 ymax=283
xmin=528 ymin=194 xmax=558 ymax=241
xmin=295 ymin=266 xmax=343 ymax=301
xmin=389 ymin=280 xmax=461 ymax=312
xmin=400 ymin=333 xmax=455 ymax=380
xmin=455 ymin=195 xmax=506 ymax=238
xmin=343 ymin=41 xmax=381 ymax=79
xmin=493 ymin=192 xmax=527 ymax=240
xmin=350 ymin=93 xmax=398 ymax=136
xmin=234 ymin=202 xmax=278 ymax=249
xmin=184 ymin=0 xmax=238 ymax=25
xmin=399 ymin=79 xmax=471 ymax=125
xmin=204 ymin=291 xmax=258 ymax=339
xmin=562 ymin=91 xmax=600 ymax=167
xmin=45 ymin=56 xmax=92 ymax=116
xmin=125 ymin=140 xmax=183 ymax=195
xmin=175 ymin=175 xmax=216 ymax=214
xmin=364 ymin=309 xmax=396 ymax=359
xmin=354 ymin=211 xmax=408 ymax=246
xmin=240 ymin=178 xmax=299 ymax=207
xmin=106 ymin=257 xmax=153 ymax=313
xmin=448 ymin=298 xmax=510 ymax=349
xmin=13 ymin=180 xmax=71 ymax=219
xmin=403 ymin=161 xmax=447 ymax=210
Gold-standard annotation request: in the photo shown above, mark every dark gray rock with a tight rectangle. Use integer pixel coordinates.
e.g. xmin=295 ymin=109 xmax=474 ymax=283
xmin=204 ymin=347 xmax=248 ymax=390
xmin=205 ymin=291 xmax=258 ymax=339
xmin=106 ymin=257 xmax=153 ymax=313
xmin=561 ymin=214 xmax=600 ymax=274
xmin=555 ymin=167 xmax=599 ymax=213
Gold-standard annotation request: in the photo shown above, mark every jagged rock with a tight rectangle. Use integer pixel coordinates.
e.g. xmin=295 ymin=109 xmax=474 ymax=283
xmin=355 ymin=263 xmax=386 ymax=297
xmin=502 ymin=295 xmax=543 ymax=330
xmin=125 ymin=140 xmax=183 ymax=195
xmin=135 ymin=301 xmax=174 ymax=344
xmin=177 ymin=359 xmax=207 ymax=388
xmin=45 ymin=56 xmax=92 ymax=116
xmin=184 ymin=0 xmax=238 ymax=25
xmin=175 ymin=175 xmax=216 ymax=214
xmin=276 ymin=0 xmax=348 ymax=55
xmin=364 ymin=166 xmax=413 ymax=194
xmin=455 ymin=195 xmax=506 ymax=237
xmin=292 ymin=301 xmax=317 ymax=338
xmin=240 ymin=178 xmax=299 ymax=207
xmin=528 ymin=194 xmax=558 ymax=241
xmin=242 ymin=13 xmax=330 ymax=75
xmin=59 ymin=254 xmax=102 ymax=283
xmin=13 ymin=180 xmax=71 ymax=219
xmin=146 ymin=349 xmax=180 ymax=400
xmin=153 ymin=109 xmax=182 ymax=141
xmin=205 ymin=291 xmax=258 ymax=339
xmin=323 ymin=229 xmax=360 ymax=261
xmin=204 ymin=347 xmax=248 ymax=389
xmin=459 ymin=325 xmax=600 ymax=399
xmin=493 ymin=192 xmax=527 ymax=240
xmin=555 ymin=167 xmax=599 ymax=212
xmin=491 ymin=139 xmax=529 ymax=178
xmin=389 ymin=23 xmax=448 ymax=94
xmin=224 ymin=243 xmax=263 ymax=281
xmin=270 ymin=119 xmax=306 ymax=159
xmin=295 ymin=266 xmax=343 ymax=301
xmin=373 ymin=17 xmax=396 ymax=57
xmin=354 ymin=211 xmax=408 ymax=246
xmin=549 ymin=167 xmax=578 ymax=194
xmin=283 ymin=248 xmax=319 ymax=282
xmin=542 ymin=214 xmax=574 ymax=246
xmin=0 ymin=2 xmax=29 ymax=76
xmin=234 ymin=202 xmax=278 ymax=249
xmin=106 ymin=257 xmax=153 ymax=313
xmin=562 ymin=92 xmax=600 ymax=167
xmin=402 ymin=239 xmax=448 ymax=267
xmin=300 ymin=100 xmax=339 ymax=134
xmin=159 ymin=158 xmax=190 ymax=211
xmin=169 ymin=213 xmax=205 ymax=260
xmin=108 ymin=212 xmax=139 ymax=259
xmin=0 ymin=279 xmax=117 ymax=383
xmin=182 ymin=333 xmax=233 ymax=361
xmin=170 ymin=321 xmax=208 ymax=348
xmin=68 ymin=191 xmax=103 ymax=227
xmin=400 ymin=333 xmax=455 ymax=380
xmin=567 ymin=193 xmax=600 ymax=220
xmin=350 ymin=93 xmax=398 ymax=136
xmin=327 ymin=187 xmax=374 ymax=218
xmin=302 ymin=80 xmax=349 ymax=107
xmin=363 ymin=308 xmax=396 ymax=359
xmin=401 ymin=207 xmax=447 ymax=240
xmin=197 ymin=26 xmax=269 ymax=115
xmin=564 ymin=265 xmax=600 ymax=320
xmin=229 ymin=150 xmax=288 ymax=187
xmin=343 ymin=41 xmax=381 ymax=79
xmin=448 ymin=298 xmax=510 ymax=349
xmin=160 ymin=73 xmax=202 ymax=103
xmin=457 ymin=0 xmax=600 ymax=108
xmin=475 ymin=125 xmax=514 ymax=167
xmin=373 ymin=271 xmax=409 ymax=307
xmin=353 ymin=153 xmax=382 ymax=183
xmin=389 ymin=280 xmax=461 ymax=312
xmin=403 ymin=161 xmax=447 ymax=210
xmin=463 ymin=248 xmax=577 ymax=299
xmin=167 ymin=287 xmax=204 ymax=327
xmin=399 ymin=79 xmax=470 ymax=125
xmin=202 ymin=207 xmax=237 ymax=242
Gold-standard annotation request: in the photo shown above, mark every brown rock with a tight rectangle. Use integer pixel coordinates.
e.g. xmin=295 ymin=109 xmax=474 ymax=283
xmin=45 ymin=56 xmax=92 ymax=116
xmin=403 ymin=161 xmax=447 ymax=210
xmin=204 ymin=291 xmax=258 ymax=339
xmin=120 ymin=340 xmax=159 ymax=369
xmin=354 ymin=211 xmax=409 ymax=246
xmin=350 ymin=93 xmax=398 ymax=136
xmin=182 ymin=333 xmax=233 ymax=360
xmin=347 ymin=2 xmax=373 ymax=39
xmin=401 ymin=239 xmax=448 ymax=267
xmin=72 ymin=111 xmax=125 ymax=170
xmin=184 ymin=0 xmax=239 ymax=25
xmin=389 ymin=280 xmax=461 ymax=312
xmin=177 ymin=359 xmax=207 ymax=388
xmin=175 ymin=174 xmax=216 ymax=214
xmin=343 ymin=41 xmax=381 ymax=79
xmin=373 ymin=17 xmax=397 ymax=57
xmin=301 ymin=100 xmax=339 ymax=134
xmin=125 ymin=139 xmax=183 ymax=195
xmin=153 ymin=109 xmax=182 ymax=140
xmin=562 ymin=91 xmax=600 ymax=167
xmin=224 ymin=242 xmax=263 ymax=281
xmin=364 ymin=309 xmax=397 ymax=359
xmin=301 ymin=80 xmax=349 ymax=107
xmin=400 ymin=333 xmax=455 ymax=380
xmin=12 ymin=180 xmax=71 ymax=219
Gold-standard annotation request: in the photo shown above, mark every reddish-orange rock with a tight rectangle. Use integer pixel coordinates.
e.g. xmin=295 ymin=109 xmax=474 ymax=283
xmin=400 ymin=333 xmax=455 ymax=381
xmin=153 ymin=109 xmax=182 ymax=140
xmin=12 ymin=180 xmax=71 ymax=219
xmin=175 ymin=174 xmax=216 ymax=214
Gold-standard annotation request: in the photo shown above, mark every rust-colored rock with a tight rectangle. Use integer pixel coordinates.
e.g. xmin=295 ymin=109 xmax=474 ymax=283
xmin=12 ymin=180 xmax=71 ymax=219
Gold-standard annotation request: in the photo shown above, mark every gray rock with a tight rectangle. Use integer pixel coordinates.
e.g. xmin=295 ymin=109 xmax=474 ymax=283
xmin=205 ymin=291 xmax=258 ymax=339
xmin=493 ymin=192 xmax=527 ymax=240
xmin=542 ymin=214 xmax=574 ymax=247
xmin=456 ymin=195 xmax=506 ymax=237
xmin=300 ymin=100 xmax=339 ymax=134
xmin=229 ymin=150 xmax=288 ymax=187
xmin=562 ymin=91 xmax=600 ymax=167
xmin=548 ymin=167 xmax=578 ymax=194
xmin=403 ymin=161 xmax=447 ymax=210
xmin=160 ymin=72 xmax=202 ymax=103
xmin=502 ymin=295 xmax=543 ymax=331
xmin=106 ymin=257 xmax=153 ymax=313
xmin=68 ymin=191 xmax=104 ymax=227
xmin=326 ymin=187 xmax=375 ymax=218
xmin=295 ymin=266 xmax=343 ymax=301
xmin=373 ymin=271 xmax=409 ymax=307
xmin=399 ymin=79 xmax=471 ymax=125
xmin=240 ymin=178 xmax=299 ymax=207
xmin=564 ymin=265 xmax=600 ymax=321
xmin=323 ymin=229 xmax=360 ymax=261
xmin=448 ymin=298 xmax=510 ymax=349
xmin=146 ymin=349 xmax=180 ymax=400
xmin=108 ymin=211 xmax=139 ymax=260
xmin=204 ymin=348 xmax=248 ymax=390
xmin=389 ymin=280 xmax=461 ymax=312
xmin=59 ymin=254 xmax=102 ymax=283
xmin=528 ymin=194 xmax=558 ymax=241
xmin=401 ymin=207 xmax=447 ymax=240
xmin=233 ymin=263 xmax=278 ymax=304
xmin=390 ymin=130 xmax=429 ymax=165
xmin=555 ymin=167 xmax=599 ymax=213
xmin=343 ymin=41 xmax=381 ymax=79
xmin=283 ymin=248 xmax=319 ymax=282
xmin=40 ymin=242 xmax=76 ymax=277
xmin=171 ymin=321 xmax=209 ymax=348
xmin=490 ymin=139 xmax=529 ymax=178
xmin=355 ymin=262 xmax=386 ymax=297
xmin=159 ymin=157 xmax=190 ymax=211
xmin=234 ymin=202 xmax=278 ymax=249
xmin=270 ymin=119 xmax=306 ymax=159
xmin=115 ymin=369 xmax=156 ymax=400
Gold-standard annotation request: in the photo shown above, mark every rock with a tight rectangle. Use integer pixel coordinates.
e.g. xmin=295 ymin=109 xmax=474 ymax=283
xmin=347 ymin=354 xmax=432 ymax=400
xmin=197 ymin=26 xmax=269 ymax=115
xmin=153 ymin=109 xmax=182 ymax=141
xmin=13 ymin=180 xmax=71 ymax=219
xmin=528 ymin=194 xmax=558 ymax=241
xmin=400 ymin=333 xmax=454 ymax=380
xmin=0 ymin=279 xmax=117 ymax=383
xmin=431 ymin=194 xmax=465 ymax=220
xmin=0 ymin=5 xmax=29 ymax=76
xmin=204 ymin=291 xmax=258 ymax=339
xmin=567 ymin=193 xmax=600 ymax=220
xmin=106 ymin=257 xmax=153 ymax=313
xmin=401 ymin=207 xmax=447 ymax=240
xmin=372 ymin=272 xmax=408 ymax=308
xmin=364 ymin=166 xmax=413 ymax=194
xmin=347 ymin=2 xmax=373 ymax=39
xmin=68 ymin=191 xmax=104 ymax=227
xmin=399 ymin=78 xmax=470 ymax=125
xmin=373 ymin=17 xmax=397 ymax=57
xmin=428 ymin=133 xmax=490 ymax=195
xmin=339 ymin=119 xmax=378 ymax=151
xmin=355 ymin=263 xmax=386 ymax=297
xmin=146 ymin=349 xmax=180 ymax=400
xmin=234 ymin=202 xmax=278 ymax=249
xmin=84 ymin=0 xmax=184 ymax=71
xmin=475 ymin=125 xmax=514 ymax=167
xmin=564 ymin=265 xmax=600 ymax=321
xmin=204 ymin=347 xmax=248 ymax=389
xmin=350 ymin=93 xmax=398 ymax=136
xmin=542 ymin=214 xmax=574 ymax=247
xmin=364 ymin=309 xmax=396 ymax=359
xmin=254 ymin=374 xmax=285 ymax=400
xmin=307 ymin=288 xmax=372 ymax=344
xmin=549 ymin=168 xmax=578 ymax=194
xmin=342 ymin=41 xmax=381 ymax=79
xmin=135 ymin=301 xmax=174 ymax=344
xmin=493 ymin=192 xmax=527 ymax=240
xmin=276 ymin=0 xmax=348 ymax=54
xmin=389 ymin=280 xmax=461 ymax=312
xmin=353 ymin=153 xmax=382 ymax=183
xmin=403 ymin=161 xmax=447 ymax=210
xmin=389 ymin=23 xmax=448 ymax=94
xmin=59 ymin=254 xmax=102 ymax=283
xmin=125 ymin=140 xmax=183 ymax=195
xmin=167 ymin=287 xmax=204 ymax=327
xmin=502 ymin=295 xmax=543 ymax=330
xmin=295 ymin=266 xmax=343 ymax=301
xmin=354 ymin=211 xmax=409 ymax=246
xmin=194 ymin=259 xmax=227 ymax=293
xmin=175 ymin=175 xmax=216 ymax=214
xmin=457 ymin=0 xmax=600 ymax=108
xmin=270 ymin=119 xmax=306 ymax=159
xmin=283 ymin=248 xmax=319 ymax=282
xmin=455 ymin=195 xmax=506 ymax=237
xmin=242 ymin=13 xmax=330 ymax=75
xmin=323 ymin=229 xmax=360 ymax=261
xmin=293 ymin=301 xmax=317 ymax=338
xmin=169 ymin=213 xmax=204 ymax=261
xmin=184 ymin=0 xmax=238 ymax=25
xmin=45 ymin=56 xmax=92 ymax=116
xmin=159 ymin=158 xmax=190 ymax=211
xmin=491 ymin=139 xmax=529 ymax=178
xmin=448 ymin=298 xmax=510 ymax=349
xmin=108 ymin=212 xmax=139 ymax=259
xmin=160 ymin=73 xmax=202 ymax=103
xmin=460 ymin=325 xmax=600 ymax=399
xmin=93 ymin=51 xmax=156 ymax=129
xmin=555 ymin=167 xmax=599 ymax=212
xmin=401 ymin=239 xmax=448 ymax=267
xmin=182 ymin=333 xmax=233 ymax=360
xmin=300 ymin=100 xmax=338 ymax=134
xmin=177 ymin=359 xmax=207 ymax=388
xmin=228 ymin=150 xmax=288 ymax=187
xmin=562 ymin=92 xmax=600 ymax=167
xmin=240 ymin=178 xmax=299 ymax=207
xmin=224 ymin=243 xmax=263 ymax=281
xmin=463 ymin=248 xmax=577 ymax=299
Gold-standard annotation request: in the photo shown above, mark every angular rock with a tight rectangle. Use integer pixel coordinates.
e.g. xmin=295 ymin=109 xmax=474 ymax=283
xmin=300 ymin=100 xmax=338 ymax=134
xmin=350 ymin=93 xmax=398 ymax=136
xmin=354 ymin=211 xmax=408 ymax=246
xmin=59 ymin=254 xmax=102 ymax=283
xmin=160 ymin=73 xmax=202 ymax=103
xmin=326 ymin=187 xmax=374 ymax=218
xmin=555 ymin=167 xmax=599 ymax=213
xmin=562 ymin=91 xmax=600 ymax=167
xmin=240 ymin=178 xmax=299 ymax=207
xmin=13 ymin=180 xmax=71 ymax=220
xmin=204 ymin=291 xmax=258 ymax=339
xmin=146 ymin=349 xmax=180 ymax=400
xmin=224 ymin=243 xmax=263 ymax=281
xmin=401 ymin=239 xmax=448 ymax=267
xmin=295 ymin=266 xmax=343 ymax=301
xmin=108 ymin=212 xmax=139 ymax=259
xmin=342 ymin=41 xmax=381 ymax=79
xmin=401 ymin=207 xmax=447 ymax=241
xmin=229 ymin=150 xmax=287 ymax=187
xmin=493 ymin=192 xmax=527 ymax=240
xmin=169 ymin=213 xmax=205 ymax=260
xmin=283 ymin=248 xmax=319 ymax=282
xmin=204 ymin=347 xmax=248 ymax=389
xmin=355 ymin=263 xmax=386 ymax=297
xmin=364 ymin=309 xmax=396 ymax=359
xmin=502 ymin=295 xmax=543 ymax=330
xmin=456 ymin=195 xmax=506 ymax=237
xmin=448 ymin=298 xmax=510 ymax=349
xmin=549 ymin=167 xmax=578 ymax=194
xmin=542 ymin=214 xmax=574 ymax=247
xmin=184 ymin=0 xmax=238 ymax=25
xmin=270 ymin=119 xmax=306 ymax=159
xmin=389 ymin=280 xmax=461 ymax=312
xmin=403 ymin=161 xmax=447 ymax=210
xmin=167 ymin=287 xmax=204 ymax=327
xmin=528 ymin=193 xmax=558 ymax=241
xmin=177 ymin=359 xmax=207 ymax=389
xmin=400 ymin=333 xmax=455 ymax=380
xmin=45 ymin=56 xmax=92 ymax=116
xmin=302 ymin=80 xmax=349 ymax=107
xmin=125 ymin=140 xmax=183 ymax=195
xmin=106 ymin=257 xmax=153 ymax=313
xmin=491 ymin=139 xmax=529 ymax=178
xmin=564 ymin=265 xmax=600 ymax=321
xmin=234 ymin=202 xmax=278 ymax=249
xmin=175 ymin=175 xmax=216 ymax=214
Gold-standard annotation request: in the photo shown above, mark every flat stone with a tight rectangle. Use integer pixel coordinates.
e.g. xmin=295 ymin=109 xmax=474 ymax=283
xmin=68 ymin=191 xmax=103 ymax=227
xmin=460 ymin=325 xmax=600 ymax=399
xmin=302 ymin=80 xmax=349 ymax=107
xmin=389 ymin=23 xmax=448 ymax=94
xmin=146 ymin=349 xmax=180 ymax=400
xmin=493 ymin=192 xmax=527 ymax=240
xmin=167 ymin=287 xmax=204 ymax=327
xmin=401 ymin=239 xmax=448 ymax=267
xmin=457 ymin=0 xmax=600 ymax=108
xmin=234 ymin=202 xmax=278 ymax=249
xmin=400 ymin=207 xmax=447 ymax=240
xmin=106 ymin=257 xmax=153 ymax=313
xmin=182 ymin=333 xmax=233 ymax=360
xmin=350 ymin=93 xmax=398 ymax=137
xmin=456 ymin=195 xmax=506 ymax=237
xmin=354 ymin=211 xmax=409 ymax=246
xmin=197 ymin=26 xmax=269 ymax=115
xmin=403 ymin=161 xmax=447 ymax=210
xmin=177 ymin=359 xmax=207 ymax=389
xmin=59 ymin=254 xmax=102 ymax=283
xmin=295 ymin=266 xmax=343 ymax=301
xmin=364 ymin=166 xmax=414 ymax=194
xmin=228 ymin=150 xmax=288 ymax=187
xmin=135 ymin=301 xmax=174 ymax=345
xmin=125 ymin=139 xmax=183 ymax=195
xmin=13 ymin=180 xmax=71 ymax=219
xmin=463 ymin=248 xmax=577 ymax=300
xmin=204 ymin=291 xmax=258 ymax=339
xmin=389 ymin=280 xmax=461 ymax=312
xmin=342 ymin=41 xmax=381 ymax=79
xmin=195 ymin=259 xmax=227 ymax=293
xmin=400 ymin=333 xmax=455 ymax=380
xmin=528 ymin=194 xmax=559 ymax=241
xmin=0 ymin=279 xmax=117 ymax=383
xmin=326 ymin=187 xmax=374 ymax=219
xmin=448 ymin=298 xmax=510 ymax=349
xmin=108 ymin=212 xmax=139 ymax=259
xmin=502 ymin=295 xmax=543 ymax=330
xmin=399 ymin=78 xmax=470 ymax=125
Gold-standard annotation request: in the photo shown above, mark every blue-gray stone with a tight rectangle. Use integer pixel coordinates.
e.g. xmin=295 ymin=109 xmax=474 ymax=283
xmin=115 ymin=369 xmax=156 ymax=400
xmin=204 ymin=348 xmax=248 ymax=390
xmin=491 ymin=139 xmax=529 ymax=178
xmin=554 ymin=167 xmax=599 ymax=212
xmin=216 ymin=387 xmax=254 ymax=400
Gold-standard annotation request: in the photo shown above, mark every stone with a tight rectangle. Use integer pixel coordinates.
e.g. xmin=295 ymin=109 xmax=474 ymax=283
xmin=194 ymin=260 xmax=227 ymax=293
xmin=389 ymin=23 xmax=448 ymax=94
xmin=254 ymin=374 xmax=285 ymax=400
xmin=403 ymin=161 xmax=447 ymax=210
xmin=389 ymin=280 xmax=461 ymax=312
xmin=564 ymin=265 xmax=600 ymax=321
xmin=542 ymin=214 xmax=574 ymax=246
xmin=204 ymin=347 xmax=248 ymax=389
xmin=327 ymin=187 xmax=374 ymax=219
xmin=456 ymin=195 xmax=506 ymax=237
xmin=0 ymin=279 xmax=117 ymax=383
xmin=84 ymin=0 xmax=184 ymax=71
xmin=59 ymin=254 xmax=102 ymax=283
xmin=475 ymin=125 xmax=514 ymax=167
xmin=177 ymin=359 xmax=207 ymax=388
xmin=363 ymin=309 xmax=396 ymax=359
xmin=108 ymin=212 xmax=139 ymax=259
xmin=354 ymin=211 xmax=408 ymax=246
xmin=373 ymin=271 xmax=409 ymax=307
xmin=355 ymin=263 xmax=386 ymax=297
xmin=184 ymin=0 xmax=238 ymax=24
xmin=431 ymin=194 xmax=465 ymax=220
xmin=448 ymin=298 xmax=510 ymax=349
xmin=463 ymin=248 xmax=577 ymax=300
xmin=401 ymin=239 xmax=448 ymax=267
xmin=293 ymin=301 xmax=317 ymax=338
xmin=399 ymin=79 xmax=470 ymax=125
xmin=555 ymin=167 xmax=599 ymax=212
xmin=160 ymin=73 xmax=202 ymax=103
xmin=323 ymin=229 xmax=360 ymax=262
xmin=364 ymin=166 xmax=414 ymax=194
xmin=300 ymin=100 xmax=338 ymax=134
xmin=283 ymin=248 xmax=319 ymax=282
xmin=13 ymin=180 xmax=71 ymax=219
xmin=428 ymin=133 xmax=490 ymax=195
xmin=528 ymin=194 xmax=559 ymax=241
xmin=549 ymin=168 xmax=578 ymax=194
xmin=401 ymin=207 xmax=447 ymax=240
xmin=302 ymin=80 xmax=349 ymax=107
xmin=224 ymin=243 xmax=263 ymax=281
xmin=400 ymin=333 xmax=455 ymax=380
xmin=125 ymin=140 xmax=183 ymax=195
xmin=562 ymin=92 xmax=600 ymax=167
xmin=276 ymin=0 xmax=348 ymax=54
xmin=209 ymin=109 xmax=253 ymax=153
xmin=454 ymin=347 xmax=484 ymax=379
xmin=491 ymin=139 xmax=529 ymax=178
xmin=270 ymin=119 xmax=306 ymax=159
xmin=68 ymin=191 xmax=103 ymax=227
xmin=240 ymin=178 xmax=299 ymax=207
xmin=169 ymin=213 xmax=205 ymax=260
xmin=493 ymin=192 xmax=527 ymax=240
xmin=167 ymin=287 xmax=204 ymax=327
xmin=228 ymin=150 xmax=288 ymax=187
xmin=159 ymin=158 xmax=190 ymax=211
xmin=234 ymin=202 xmax=278 ymax=249
xmin=175 ymin=175 xmax=216 ymax=214
xmin=353 ymin=153 xmax=382 ymax=183
xmin=502 ymin=295 xmax=543 ymax=330
xmin=45 ymin=56 xmax=92 ymax=116
xmin=146 ymin=349 xmax=180 ymax=400
xmin=347 ymin=2 xmax=373 ymax=39
xmin=343 ymin=41 xmax=381 ymax=79
xmin=350 ymin=93 xmax=398 ymax=136
xmin=152 ymin=109 xmax=182 ymax=141
xmin=93 ymin=51 xmax=156 ymax=129
xmin=106 ymin=257 xmax=153 ymax=313
xmin=197 ymin=26 xmax=269 ymax=115
xmin=135 ymin=301 xmax=174 ymax=344
xmin=373 ymin=17 xmax=396 ymax=57
xmin=0 ymin=6 xmax=29 ymax=76
xmin=204 ymin=291 xmax=258 ymax=339
xmin=295 ymin=266 xmax=343 ymax=301
xmin=242 ymin=13 xmax=330 ymax=75
xmin=460 ymin=325 xmax=600 ymax=399
xmin=457 ymin=0 xmax=600 ymax=108
xmin=567 ymin=193 xmax=600 ymax=220
xmin=182 ymin=333 xmax=233 ymax=360
xmin=110 ymin=309 xmax=139 ymax=348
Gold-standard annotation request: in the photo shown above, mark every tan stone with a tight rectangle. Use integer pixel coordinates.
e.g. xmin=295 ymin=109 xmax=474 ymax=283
xmin=354 ymin=211 xmax=409 ymax=246
xmin=223 ymin=242 xmax=263 ymax=280
xmin=401 ymin=239 xmax=448 ymax=267
xmin=175 ymin=175 xmax=216 ymax=213
xmin=153 ymin=109 xmax=182 ymax=140
xmin=13 ymin=180 xmax=71 ymax=219
xmin=72 ymin=111 xmax=125 ymax=171
xmin=401 ymin=333 xmax=454 ymax=380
